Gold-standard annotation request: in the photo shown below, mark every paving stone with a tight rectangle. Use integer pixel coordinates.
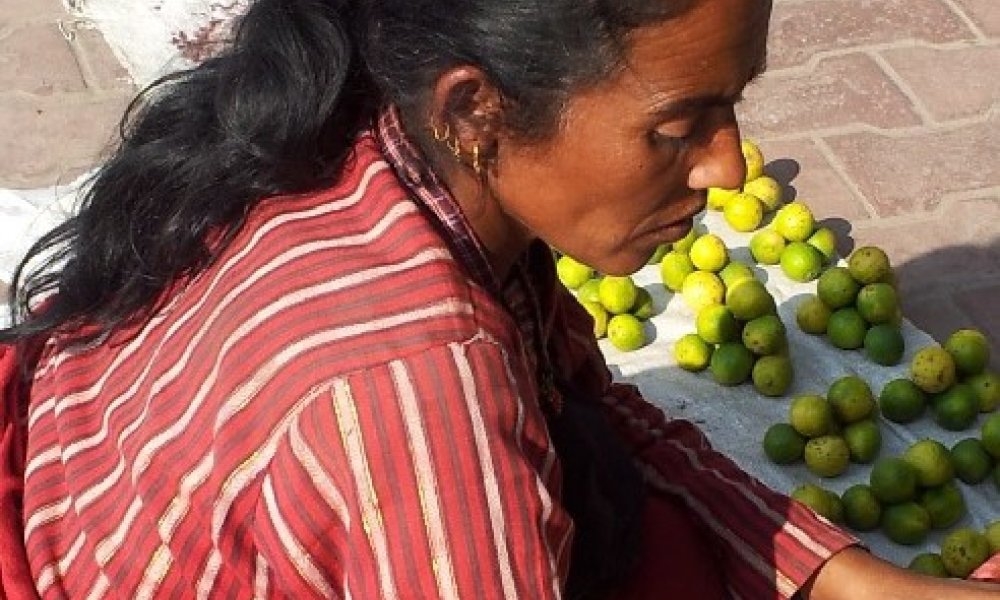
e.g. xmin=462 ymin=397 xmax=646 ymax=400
xmin=823 ymin=115 xmax=1000 ymax=217
xmin=0 ymin=0 xmax=69 ymax=22
xmin=881 ymin=44 xmax=1000 ymax=122
xmin=950 ymin=0 xmax=1000 ymax=37
xmin=738 ymin=54 xmax=921 ymax=137
xmin=766 ymin=0 xmax=975 ymax=70
xmin=0 ymin=22 xmax=86 ymax=95
xmin=64 ymin=22 xmax=134 ymax=91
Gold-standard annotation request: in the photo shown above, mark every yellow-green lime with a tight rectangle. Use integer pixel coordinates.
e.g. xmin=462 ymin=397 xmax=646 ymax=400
xmin=791 ymin=483 xmax=838 ymax=521
xmin=918 ymin=481 xmax=965 ymax=529
xmin=577 ymin=277 xmax=602 ymax=304
xmin=806 ymin=227 xmax=838 ymax=264
xmin=856 ymin=282 xmax=898 ymax=325
xmin=796 ymin=295 xmax=832 ymax=335
xmin=660 ymin=251 xmax=695 ymax=292
xmin=932 ymin=383 xmax=978 ymax=431
xmin=967 ymin=370 xmax=1000 ymax=412
xmin=696 ymin=304 xmax=740 ymax=344
xmin=681 ymin=271 xmax=726 ymax=313
xmin=647 ymin=243 xmax=669 ymax=266
xmin=632 ymin=287 xmax=655 ymax=320
xmin=718 ymin=260 xmax=755 ymax=289
xmin=710 ymin=342 xmax=755 ymax=386
xmin=869 ymin=457 xmax=918 ymax=504
xmin=841 ymin=484 xmax=882 ymax=531
xmin=707 ymin=187 xmax=740 ymax=211
xmin=773 ymin=201 xmax=816 ymax=242
xmin=880 ymin=501 xmax=931 ymax=546
xmin=910 ymin=345 xmax=957 ymax=394
xmin=689 ymin=234 xmax=729 ymax=272
xmin=579 ymin=300 xmax=610 ymax=339
xmin=674 ymin=333 xmax=713 ymax=372
xmin=950 ymin=438 xmax=994 ymax=484
xmin=985 ymin=520 xmax=1000 ymax=554
xmin=982 ymin=412 xmax=1000 ymax=459
xmin=725 ymin=278 xmax=776 ymax=321
xmin=742 ymin=314 xmax=786 ymax=356
xmin=606 ymin=313 xmax=646 ymax=352
xmin=864 ymin=323 xmax=905 ymax=366
xmin=752 ymin=355 xmax=794 ymax=397
xmin=827 ymin=375 xmax=876 ymax=424
xmin=908 ymin=553 xmax=949 ymax=578
xmin=743 ymin=175 xmax=783 ymax=212
xmin=789 ymin=394 xmax=835 ymax=438
xmin=945 ymin=328 xmax=991 ymax=376
xmin=940 ymin=528 xmax=992 ymax=578
xmin=556 ymin=255 xmax=594 ymax=289
xmin=749 ymin=229 xmax=787 ymax=265
xmin=847 ymin=246 xmax=891 ymax=285
xmin=762 ymin=422 xmax=806 ymax=464
xmin=780 ymin=241 xmax=824 ymax=283
xmin=817 ymin=266 xmax=861 ymax=310
xmin=599 ymin=275 xmax=639 ymax=315
xmin=902 ymin=438 xmax=955 ymax=487
xmin=879 ymin=378 xmax=927 ymax=423
xmin=671 ymin=225 xmax=702 ymax=253
xmin=741 ymin=139 xmax=765 ymax=182
xmin=826 ymin=307 xmax=867 ymax=350
xmin=724 ymin=192 xmax=764 ymax=232
xmin=842 ymin=419 xmax=881 ymax=463
xmin=805 ymin=435 xmax=851 ymax=477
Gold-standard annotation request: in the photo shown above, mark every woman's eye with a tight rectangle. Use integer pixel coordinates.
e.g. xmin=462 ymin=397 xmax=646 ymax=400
xmin=649 ymin=127 xmax=691 ymax=149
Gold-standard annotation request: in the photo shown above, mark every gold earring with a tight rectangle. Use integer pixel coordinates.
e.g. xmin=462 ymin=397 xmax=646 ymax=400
xmin=447 ymin=137 xmax=462 ymax=156
xmin=472 ymin=144 xmax=481 ymax=175
xmin=432 ymin=123 xmax=450 ymax=141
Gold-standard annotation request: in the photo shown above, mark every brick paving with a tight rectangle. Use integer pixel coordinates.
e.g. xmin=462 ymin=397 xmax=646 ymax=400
xmin=1 ymin=0 xmax=998 ymax=364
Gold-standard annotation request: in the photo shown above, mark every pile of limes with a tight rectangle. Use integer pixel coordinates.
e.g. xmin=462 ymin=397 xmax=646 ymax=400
xmin=751 ymin=202 xmax=837 ymax=285
xmin=910 ymin=522 xmax=1000 ymax=578
xmin=706 ymin=140 xmax=783 ymax=233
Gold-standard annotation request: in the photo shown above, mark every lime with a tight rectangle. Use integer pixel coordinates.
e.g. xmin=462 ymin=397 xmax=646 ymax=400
xmin=985 ymin=520 xmax=1000 ymax=554
xmin=841 ymin=484 xmax=882 ymax=531
xmin=718 ymin=260 xmax=755 ymax=289
xmin=646 ymin=244 xmax=669 ymax=266
xmin=982 ymin=412 xmax=1000 ymax=459
xmin=773 ymin=201 xmax=816 ymax=242
xmin=918 ymin=481 xmax=965 ymax=529
xmin=940 ymin=528 xmax=992 ymax=578
xmin=632 ymin=287 xmax=655 ymax=320
xmin=606 ymin=313 xmax=646 ymax=352
xmin=817 ymin=267 xmax=861 ymax=310
xmin=749 ymin=229 xmax=787 ymax=265
xmin=741 ymin=139 xmax=765 ymax=182
xmin=843 ymin=419 xmax=881 ymax=463
xmin=869 ymin=457 xmax=918 ymax=504
xmin=791 ymin=483 xmax=838 ymax=521
xmin=864 ymin=323 xmax=905 ymax=366
xmin=806 ymin=227 xmax=838 ymax=264
xmin=902 ymin=438 xmax=955 ymax=487
xmin=660 ymin=251 xmax=695 ymax=292
xmin=742 ymin=314 xmax=786 ymax=356
xmin=689 ymin=234 xmax=729 ymax=273
xmin=696 ymin=304 xmax=740 ymax=344
xmin=710 ymin=342 xmax=755 ymax=386
xmin=827 ymin=375 xmax=875 ymax=424
xmin=910 ymin=345 xmax=957 ymax=394
xmin=879 ymin=378 xmax=927 ymax=423
xmin=743 ymin=175 xmax=783 ymax=211
xmin=945 ymin=328 xmax=991 ymax=376
xmin=598 ymin=275 xmax=639 ymax=315
xmin=779 ymin=241 xmax=824 ymax=283
xmin=579 ymin=300 xmax=610 ymax=339
xmin=674 ymin=333 xmax=712 ymax=372
xmin=967 ymin=370 xmax=1000 ymax=412
xmin=908 ymin=553 xmax=949 ymax=578
xmin=789 ymin=394 xmax=835 ymax=438
xmin=847 ymin=246 xmax=891 ymax=285
xmin=762 ymin=422 xmax=806 ymax=465
xmin=826 ymin=307 xmax=867 ymax=350
xmin=671 ymin=225 xmax=702 ymax=253
xmin=950 ymin=438 xmax=994 ymax=484
xmin=725 ymin=278 xmax=775 ymax=321
xmin=932 ymin=383 xmax=979 ymax=431
xmin=855 ymin=282 xmax=898 ymax=325
xmin=796 ymin=295 xmax=832 ymax=335
xmin=825 ymin=491 xmax=845 ymax=524
xmin=577 ymin=277 xmax=602 ymax=304
xmin=880 ymin=501 xmax=931 ymax=546
xmin=556 ymin=255 xmax=594 ymax=289
xmin=724 ymin=192 xmax=764 ymax=232
xmin=752 ymin=355 xmax=794 ymax=397
xmin=681 ymin=271 xmax=726 ymax=313
xmin=707 ymin=186 xmax=740 ymax=211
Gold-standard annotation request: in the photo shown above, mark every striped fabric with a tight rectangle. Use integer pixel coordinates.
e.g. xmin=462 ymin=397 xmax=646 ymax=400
xmin=21 ymin=118 xmax=855 ymax=599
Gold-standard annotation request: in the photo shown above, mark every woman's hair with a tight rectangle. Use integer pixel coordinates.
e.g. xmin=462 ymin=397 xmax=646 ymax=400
xmin=2 ymin=0 xmax=688 ymax=342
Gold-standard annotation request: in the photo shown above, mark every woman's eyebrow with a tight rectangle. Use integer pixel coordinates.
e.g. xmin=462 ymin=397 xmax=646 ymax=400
xmin=648 ymin=58 xmax=767 ymax=120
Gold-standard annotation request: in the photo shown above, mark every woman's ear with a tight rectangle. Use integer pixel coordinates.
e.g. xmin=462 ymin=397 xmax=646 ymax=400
xmin=427 ymin=66 xmax=504 ymax=166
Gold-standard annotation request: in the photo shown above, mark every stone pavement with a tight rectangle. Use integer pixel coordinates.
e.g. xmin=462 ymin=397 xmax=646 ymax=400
xmin=1 ymin=0 xmax=998 ymax=365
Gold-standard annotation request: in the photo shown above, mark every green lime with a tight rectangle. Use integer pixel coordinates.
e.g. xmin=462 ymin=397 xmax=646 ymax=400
xmin=864 ymin=323 xmax=905 ymax=366
xmin=817 ymin=267 xmax=861 ymax=310
xmin=674 ymin=333 xmax=713 ymax=372
xmin=826 ymin=490 xmax=845 ymax=524
xmin=724 ymin=192 xmax=765 ymax=232
xmin=725 ymin=278 xmax=776 ymax=321
xmin=841 ymin=484 xmax=882 ymax=531
xmin=689 ymin=234 xmax=729 ymax=273
xmin=982 ymin=412 xmax=1000 ymax=459
xmin=743 ymin=175 xmax=783 ymax=211
xmin=826 ymin=307 xmax=868 ymax=350
xmin=598 ymin=275 xmax=639 ymax=315
xmin=796 ymin=294 xmax=832 ymax=335
xmin=869 ymin=457 xmax=918 ymax=504
xmin=902 ymin=438 xmax=955 ymax=487
xmin=710 ymin=342 xmax=755 ymax=386
xmin=707 ymin=186 xmax=740 ymax=211
xmin=806 ymin=227 xmax=838 ymax=264
xmin=718 ymin=260 xmax=755 ymax=289
xmin=950 ymin=438 xmax=995 ymax=484
xmin=918 ymin=481 xmax=965 ymax=529
xmin=789 ymin=394 xmax=835 ymax=438
xmin=660 ymin=251 xmax=695 ymax=292
xmin=681 ymin=271 xmax=726 ymax=313
xmin=752 ymin=355 xmax=794 ymax=397
xmin=556 ymin=255 xmax=594 ymax=289
xmin=985 ymin=520 xmax=1000 ymax=554
xmin=696 ymin=304 xmax=740 ymax=344
xmin=940 ymin=528 xmax=992 ymax=578
xmin=945 ymin=328 xmax=991 ymax=376
xmin=606 ymin=313 xmax=647 ymax=352
xmin=879 ymin=378 xmax=927 ymax=423
xmin=647 ymin=244 xmax=669 ymax=266
xmin=880 ymin=501 xmax=931 ymax=546
xmin=579 ymin=300 xmax=610 ymax=339
xmin=847 ymin=246 xmax=891 ymax=285
xmin=749 ymin=228 xmax=787 ymax=265
xmin=773 ymin=201 xmax=816 ymax=242
xmin=932 ymin=383 xmax=979 ymax=431
xmin=672 ymin=225 xmax=702 ymax=252
xmin=632 ymin=287 xmax=655 ymax=320
xmin=791 ymin=483 xmax=837 ymax=521
xmin=577 ymin=277 xmax=602 ymax=304
xmin=910 ymin=346 xmax=958 ymax=394
xmin=742 ymin=139 xmax=765 ymax=182
xmin=742 ymin=314 xmax=786 ymax=356
xmin=842 ymin=419 xmax=881 ymax=463
xmin=780 ymin=241 xmax=824 ymax=283
xmin=908 ymin=553 xmax=949 ymax=578
xmin=967 ymin=370 xmax=1000 ymax=412
xmin=762 ymin=422 xmax=806 ymax=464
xmin=855 ymin=282 xmax=898 ymax=325
xmin=827 ymin=375 xmax=875 ymax=424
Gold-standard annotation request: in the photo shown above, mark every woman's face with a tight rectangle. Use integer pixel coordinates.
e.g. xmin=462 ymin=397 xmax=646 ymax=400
xmin=490 ymin=0 xmax=771 ymax=276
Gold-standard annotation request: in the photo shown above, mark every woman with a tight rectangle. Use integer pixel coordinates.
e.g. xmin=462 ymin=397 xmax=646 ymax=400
xmin=1 ymin=0 xmax=998 ymax=598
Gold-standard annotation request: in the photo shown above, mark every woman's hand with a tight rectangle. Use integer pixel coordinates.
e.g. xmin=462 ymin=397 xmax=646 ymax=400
xmin=800 ymin=547 xmax=1000 ymax=599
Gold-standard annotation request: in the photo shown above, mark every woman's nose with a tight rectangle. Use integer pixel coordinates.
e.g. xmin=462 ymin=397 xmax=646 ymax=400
xmin=687 ymin=116 xmax=745 ymax=191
